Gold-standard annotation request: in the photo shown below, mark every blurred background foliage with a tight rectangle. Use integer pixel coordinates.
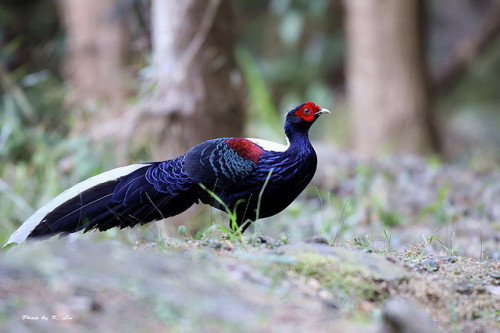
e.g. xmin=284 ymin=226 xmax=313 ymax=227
xmin=1 ymin=0 xmax=499 ymax=247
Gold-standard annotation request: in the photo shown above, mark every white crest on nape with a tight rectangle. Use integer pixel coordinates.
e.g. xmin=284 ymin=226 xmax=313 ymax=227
xmin=4 ymin=163 xmax=150 ymax=247
xmin=247 ymin=138 xmax=289 ymax=152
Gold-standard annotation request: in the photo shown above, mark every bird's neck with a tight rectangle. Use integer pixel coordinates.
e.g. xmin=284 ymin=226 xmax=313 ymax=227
xmin=284 ymin=125 xmax=314 ymax=155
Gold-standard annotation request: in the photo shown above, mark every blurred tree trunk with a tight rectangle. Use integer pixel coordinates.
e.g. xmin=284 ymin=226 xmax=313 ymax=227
xmin=60 ymin=0 xmax=128 ymax=138
xmin=345 ymin=0 xmax=439 ymax=156
xmin=142 ymin=0 xmax=243 ymax=236
xmin=147 ymin=0 xmax=244 ymax=159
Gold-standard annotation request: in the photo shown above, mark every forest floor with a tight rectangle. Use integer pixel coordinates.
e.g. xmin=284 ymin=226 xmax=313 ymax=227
xmin=1 ymin=150 xmax=499 ymax=333
xmin=0 ymin=238 xmax=498 ymax=333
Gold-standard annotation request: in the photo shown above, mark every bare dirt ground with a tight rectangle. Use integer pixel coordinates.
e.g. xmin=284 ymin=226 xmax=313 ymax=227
xmin=0 ymin=238 xmax=498 ymax=333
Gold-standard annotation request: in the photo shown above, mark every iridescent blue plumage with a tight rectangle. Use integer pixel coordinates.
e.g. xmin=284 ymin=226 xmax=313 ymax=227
xmin=184 ymin=138 xmax=259 ymax=188
xmin=6 ymin=102 xmax=329 ymax=245
xmin=145 ymin=157 xmax=193 ymax=195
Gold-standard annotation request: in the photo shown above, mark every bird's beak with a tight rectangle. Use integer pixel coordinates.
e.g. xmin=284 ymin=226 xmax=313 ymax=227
xmin=317 ymin=108 xmax=331 ymax=115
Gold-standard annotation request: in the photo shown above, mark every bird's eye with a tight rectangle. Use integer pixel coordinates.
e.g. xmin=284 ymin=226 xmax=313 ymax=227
xmin=303 ymin=108 xmax=311 ymax=115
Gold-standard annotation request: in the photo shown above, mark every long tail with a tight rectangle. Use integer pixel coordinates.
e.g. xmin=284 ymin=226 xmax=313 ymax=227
xmin=5 ymin=160 xmax=197 ymax=246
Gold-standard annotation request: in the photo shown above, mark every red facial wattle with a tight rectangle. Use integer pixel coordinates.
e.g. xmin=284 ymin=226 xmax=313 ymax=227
xmin=295 ymin=101 xmax=321 ymax=122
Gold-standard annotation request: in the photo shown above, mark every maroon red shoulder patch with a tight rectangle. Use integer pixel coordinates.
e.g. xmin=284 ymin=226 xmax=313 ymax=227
xmin=224 ymin=138 xmax=264 ymax=163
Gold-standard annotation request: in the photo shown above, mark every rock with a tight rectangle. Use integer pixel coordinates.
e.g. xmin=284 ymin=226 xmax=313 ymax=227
xmin=306 ymin=235 xmax=330 ymax=244
xmin=358 ymin=300 xmax=375 ymax=313
xmin=485 ymin=285 xmax=500 ymax=298
xmin=279 ymin=242 xmax=407 ymax=282
xmin=318 ymin=289 xmax=338 ymax=309
xmin=221 ymin=240 xmax=235 ymax=251
xmin=455 ymin=282 xmax=473 ymax=295
xmin=249 ymin=235 xmax=273 ymax=245
xmin=226 ymin=262 xmax=272 ymax=287
xmin=488 ymin=270 xmax=500 ymax=279
xmin=438 ymin=256 xmax=457 ymax=263
xmin=419 ymin=258 xmax=440 ymax=272
xmin=380 ymin=297 xmax=442 ymax=333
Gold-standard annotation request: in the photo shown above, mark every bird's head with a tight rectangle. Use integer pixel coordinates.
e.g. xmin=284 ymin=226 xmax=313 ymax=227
xmin=285 ymin=101 xmax=330 ymax=133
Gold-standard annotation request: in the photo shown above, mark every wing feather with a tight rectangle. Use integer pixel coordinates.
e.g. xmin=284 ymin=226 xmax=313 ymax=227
xmin=183 ymin=138 xmax=263 ymax=189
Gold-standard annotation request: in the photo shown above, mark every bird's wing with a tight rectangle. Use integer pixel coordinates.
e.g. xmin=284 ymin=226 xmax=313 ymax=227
xmin=183 ymin=138 xmax=265 ymax=189
xmin=114 ymin=157 xmax=193 ymax=205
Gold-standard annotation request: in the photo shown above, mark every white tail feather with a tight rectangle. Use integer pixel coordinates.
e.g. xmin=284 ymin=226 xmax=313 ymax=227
xmin=4 ymin=164 xmax=149 ymax=247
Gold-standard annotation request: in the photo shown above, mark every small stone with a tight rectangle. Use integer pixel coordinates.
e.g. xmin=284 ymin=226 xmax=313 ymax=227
xmin=381 ymin=297 xmax=442 ymax=333
xmin=455 ymin=282 xmax=473 ymax=295
xmin=203 ymin=239 xmax=222 ymax=249
xmin=420 ymin=258 xmax=439 ymax=272
xmin=405 ymin=262 xmax=416 ymax=269
xmin=254 ymin=236 xmax=271 ymax=244
xmin=386 ymin=256 xmax=398 ymax=263
xmin=476 ymin=286 xmax=487 ymax=294
xmin=307 ymin=278 xmax=322 ymax=292
xmin=438 ymin=256 xmax=457 ymax=263
xmin=306 ymin=236 xmax=330 ymax=244
xmin=358 ymin=300 xmax=375 ymax=312
xmin=221 ymin=241 xmax=235 ymax=251
xmin=318 ymin=289 xmax=338 ymax=309
xmin=488 ymin=271 xmax=500 ymax=279
xmin=485 ymin=285 xmax=500 ymax=297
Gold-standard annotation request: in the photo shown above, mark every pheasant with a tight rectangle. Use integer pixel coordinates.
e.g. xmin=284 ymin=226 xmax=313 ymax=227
xmin=5 ymin=102 xmax=329 ymax=246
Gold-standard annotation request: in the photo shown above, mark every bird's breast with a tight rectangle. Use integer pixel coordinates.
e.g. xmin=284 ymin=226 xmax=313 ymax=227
xmin=253 ymin=150 xmax=317 ymax=196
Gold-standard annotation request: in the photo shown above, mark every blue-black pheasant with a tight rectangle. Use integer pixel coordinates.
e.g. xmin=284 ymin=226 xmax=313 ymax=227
xmin=5 ymin=102 xmax=329 ymax=246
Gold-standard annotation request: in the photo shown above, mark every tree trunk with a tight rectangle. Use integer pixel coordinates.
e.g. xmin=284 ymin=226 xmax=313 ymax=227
xmin=60 ymin=0 xmax=127 ymax=137
xmin=345 ymin=0 xmax=437 ymax=156
xmin=148 ymin=0 xmax=244 ymax=158
xmin=141 ymin=0 xmax=244 ymax=236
